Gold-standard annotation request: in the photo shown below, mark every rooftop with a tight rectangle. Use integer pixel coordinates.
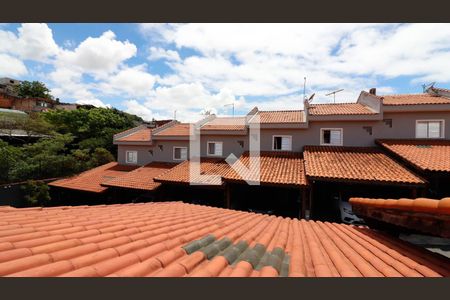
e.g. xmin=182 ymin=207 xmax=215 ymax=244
xmin=101 ymin=162 xmax=177 ymax=191
xmin=257 ymin=110 xmax=304 ymax=124
xmin=350 ymin=197 xmax=450 ymax=238
xmin=0 ymin=202 xmax=448 ymax=277
xmin=201 ymin=117 xmax=247 ymax=131
xmin=223 ymin=152 xmax=308 ymax=187
xmin=153 ymin=123 xmax=191 ymax=137
xmin=48 ymin=162 xmax=138 ymax=193
xmin=303 ymin=146 xmax=426 ymax=186
xmin=381 ymin=94 xmax=450 ymax=106
xmin=309 ymin=103 xmax=377 ymax=115
xmin=116 ymin=127 xmax=152 ymax=142
xmin=377 ymin=139 xmax=450 ymax=173
xmin=154 ymin=158 xmax=231 ymax=185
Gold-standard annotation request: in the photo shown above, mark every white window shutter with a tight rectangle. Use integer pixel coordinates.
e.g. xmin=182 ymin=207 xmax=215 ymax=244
xmin=428 ymin=122 xmax=441 ymax=138
xmin=215 ymin=143 xmax=223 ymax=156
xmin=282 ymin=137 xmax=292 ymax=150
xmin=181 ymin=148 xmax=187 ymax=160
xmin=416 ymin=122 xmax=428 ymax=138
xmin=330 ymin=130 xmax=342 ymax=145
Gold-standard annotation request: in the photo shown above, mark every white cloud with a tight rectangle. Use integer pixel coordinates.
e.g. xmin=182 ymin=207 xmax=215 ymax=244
xmin=0 ymin=54 xmax=28 ymax=77
xmin=57 ymin=30 xmax=137 ymax=77
xmin=0 ymin=23 xmax=59 ymax=62
xmin=148 ymin=46 xmax=181 ymax=62
xmin=76 ymin=98 xmax=111 ymax=108
xmin=122 ymin=99 xmax=155 ymax=121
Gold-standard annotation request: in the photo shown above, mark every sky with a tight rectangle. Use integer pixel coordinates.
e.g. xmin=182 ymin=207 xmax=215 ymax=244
xmin=1 ymin=23 xmax=450 ymax=122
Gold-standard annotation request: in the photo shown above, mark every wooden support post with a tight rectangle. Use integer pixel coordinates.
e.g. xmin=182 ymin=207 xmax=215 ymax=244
xmin=225 ymin=183 xmax=231 ymax=209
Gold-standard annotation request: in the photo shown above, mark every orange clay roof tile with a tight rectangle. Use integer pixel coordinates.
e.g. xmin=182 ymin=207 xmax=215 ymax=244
xmin=0 ymin=202 xmax=449 ymax=277
xmin=382 ymin=94 xmax=450 ymax=106
xmin=303 ymin=146 xmax=426 ymax=186
xmin=257 ymin=110 xmax=304 ymax=124
xmin=48 ymin=162 xmax=138 ymax=193
xmin=116 ymin=127 xmax=152 ymax=142
xmin=154 ymin=159 xmax=232 ymax=185
xmin=309 ymin=103 xmax=376 ymax=115
xmin=201 ymin=117 xmax=247 ymax=131
xmin=377 ymin=139 xmax=450 ymax=172
xmin=223 ymin=151 xmax=308 ymax=187
xmin=101 ymin=162 xmax=177 ymax=191
xmin=153 ymin=123 xmax=191 ymax=137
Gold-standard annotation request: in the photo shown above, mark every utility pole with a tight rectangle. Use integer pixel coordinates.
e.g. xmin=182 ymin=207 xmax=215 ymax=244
xmin=224 ymin=102 xmax=235 ymax=117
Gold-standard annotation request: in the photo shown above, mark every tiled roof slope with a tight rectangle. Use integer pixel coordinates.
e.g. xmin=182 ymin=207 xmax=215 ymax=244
xmin=223 ymin=152 xmax=308 ymax=187
xmin=377 ymin=139 xmax=450 ymax=172
xmin=309 ymin=103 xmax=376 ymax=115
xmin=350 ymin=197 xmax=450 ymax=238
xmin=49 ymin=163 xmax=138 ymax=193
xmin=154 ymin=159 xmax=231 ymax=185
xmin=303 ymin=146 xmax=426 ymax=186
xmin=0 ymin=202 xmax=449 ymax=277
xmin=201 ymin=117 xmax=246 ymax=131
xmin=382 ymin=94 xmax=450 ymax=106
xmin=101 ymin=162 xmax=177 ymax=191
xmin=116 ymin=128 xmax=152 ymax=142
xmin=257 ymin=111 xmax=304 ymax=124
xmin=153 ymin=123 xmax=191 ymax=137
xmin=350 ymin=197 xmax=450 ymax=216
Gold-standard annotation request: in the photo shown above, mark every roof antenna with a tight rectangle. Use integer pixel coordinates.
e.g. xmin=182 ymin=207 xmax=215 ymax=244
xmin=422 ymin=82 xmax=435 ymax=93
xmin=173 ymin=110 xmax=177 ymax=120
xmin=224 ymin=102 xmax=235 ymax=117
xmin=303 ymin=77 xmax=307 ymax=101
xmin=325 ymin=89 xmax=344 ymax=103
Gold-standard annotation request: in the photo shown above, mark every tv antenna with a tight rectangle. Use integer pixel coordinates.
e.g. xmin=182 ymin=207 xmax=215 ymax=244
xmin=422 ymin=82 xmax=435 ymax=93
xmin=224 ymin=102 xmax=235 ymax=117
xmin=173 ymin=110 xmax=177 ymax=120
xmin=325 ymin=89 xmax=344 ymax=103
xmin=303 ymin=77 xmax=307 ymax=100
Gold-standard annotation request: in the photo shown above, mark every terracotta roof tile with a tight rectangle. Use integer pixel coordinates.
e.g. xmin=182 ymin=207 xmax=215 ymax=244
xmin=201 ymin=117 xmax=246 ymax=131
xmin=377 ymin=139 xmax=450 ymax=172
xmin=303 ymin=146 xmax=426 ymax=185
xmin=116 ymin=127 xmax=152 ymax=142
xmin=48 ymin=162 xmax=138 ymax=193
xmin=382 ymin=94 xmax=450 ymax=106
xmin=0 ymin=202 xmax=448 ymax=277
xmin=154 ymin=159 xmax=231 ymax=185
xmin=350 ymin=197 xmax=450 ymax=238
xmin=153 ymin=123 xmax=191 ymax=137
xmin=309 ymin=103 xmax=376 ymax=115
xmin=223 ymin=152 xmax=308 ymax=187
xmin=101 ymin=162 xmax=177 ymax=191
xmin=257 ymin=110 xmax=304 ymax=124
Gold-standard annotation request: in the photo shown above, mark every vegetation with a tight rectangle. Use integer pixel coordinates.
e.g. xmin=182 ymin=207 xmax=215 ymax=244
xmin=21 ymin=180 xmax=51 ymax=207
xmin=14 ymin=80 xmax=55 ymax=100
xmin=0 ymin=80 xmax=144 ymax=206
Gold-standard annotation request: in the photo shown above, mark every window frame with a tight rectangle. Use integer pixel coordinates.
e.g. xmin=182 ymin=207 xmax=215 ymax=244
xmin=173 ymin=146 xmax=188 ymax=161
xmin=320 ymin=128 xmax=344 ymax=146
xmin=272 ymin=135 xmax=293 ymax=151
xmin=207 ymin=141 xmax=223 ymax=157
xmin=415 ymin=120 xmax=445 ymax=139
xmin=125 ymin=150 xmax=138 ymax=164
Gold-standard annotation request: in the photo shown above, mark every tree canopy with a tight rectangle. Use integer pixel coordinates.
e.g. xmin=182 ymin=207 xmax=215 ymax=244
xmin=14 ymin=81 xmax=54 ymax=100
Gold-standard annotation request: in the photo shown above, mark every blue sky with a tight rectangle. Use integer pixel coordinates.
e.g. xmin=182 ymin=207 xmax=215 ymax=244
xmin=1 ymin=23 xmax=450 ymax=121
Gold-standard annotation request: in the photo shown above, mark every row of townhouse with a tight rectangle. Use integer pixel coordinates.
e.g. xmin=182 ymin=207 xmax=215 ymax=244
xmin=49 ymin=86 xmax=450 ymax=221
xmin=115 ymin=87 xmax=450 ymax=166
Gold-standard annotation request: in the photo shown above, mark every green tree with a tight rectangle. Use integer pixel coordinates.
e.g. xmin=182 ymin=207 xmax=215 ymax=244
xmin=0 ymin=140 xmax=22 ymax=183
xmin=21 ymin=180 xmax=51 ymax=207
xmin=15 ymin=81 xmax=54 ymax=99
xmin=88 ymin=147 xmax=115 ymax=168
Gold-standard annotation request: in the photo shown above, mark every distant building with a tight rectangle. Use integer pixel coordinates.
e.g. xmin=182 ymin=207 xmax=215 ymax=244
xmin=0 ymin=92 xmax=56 ymax=113
xmin=0 ymin=77 xmax=21 ymax=96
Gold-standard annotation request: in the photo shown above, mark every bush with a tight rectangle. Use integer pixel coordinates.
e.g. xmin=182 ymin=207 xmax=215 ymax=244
xmin=21 ymin=180 xmax=51 ymax=207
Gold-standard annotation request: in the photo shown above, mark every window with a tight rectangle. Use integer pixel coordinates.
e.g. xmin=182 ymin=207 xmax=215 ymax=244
xmin=207 ymin=141 xmax=223 ymax=156
xmin=125 ymin=151 xmax=138 ymax=164
xmin=416 ymin=120 xmax=444 ymax=138
xmin=321 ymin=128 xmax=343 ymax=146
xmin=173 ymin=147 xmax=188 ymax=160
xmin=272 ymin=135 xmax=292 ymax=151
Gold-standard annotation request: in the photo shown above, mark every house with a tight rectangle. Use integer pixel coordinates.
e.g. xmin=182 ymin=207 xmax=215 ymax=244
xmin=0 ymin=202 xmax=448 ymax=277
xmin=49 ymin=86 xmax=450 ymax=220
xmin=0 ymin=77 xmax=21 ymax=96
xmin=0 ymin=92 xmax=56 ymax=113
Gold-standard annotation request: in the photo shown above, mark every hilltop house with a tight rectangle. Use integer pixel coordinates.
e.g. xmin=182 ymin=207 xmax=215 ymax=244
xmin=49 ymin=86 xmax=450 ymax=220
